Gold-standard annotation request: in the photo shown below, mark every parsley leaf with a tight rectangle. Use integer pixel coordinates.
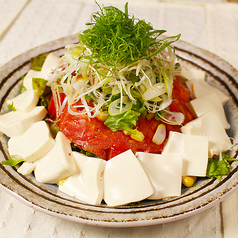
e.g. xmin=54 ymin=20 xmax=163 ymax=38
xmin=32 ymin=77 xmax=47 ymax=96
xmin=2 ymin=155 xmax=24 ymax=167
xmin=8 ymin=102 xmax=16 ymax=111
xmin=71 ymin=143 xmax=99 ymax=158
xmin=20 ymin=75 xmax=27 ymax=93
xmin=32 ymin=77 xmax=51 ymax=108
xmin=30 ymin=53 xmax=49 ymax=71
xmin=206 ymin=153 xmax=237 ymax=180
xmin=104 ymin=109 xmax=140 ymax=134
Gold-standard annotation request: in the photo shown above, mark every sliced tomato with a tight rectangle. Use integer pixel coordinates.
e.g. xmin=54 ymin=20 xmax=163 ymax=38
xmin=169 ymin=76 xmax=194 ymax=125
xmin=137 ymin=116 xmax=154 ymax=140
xmin=47 ymin=95 xmax=56 ymax=119
xmin=57 ymin=76 xmax=194 ymax=160
xmin=165 ymin=124 xmax=181 ymax=133
xmin=58 ymin=104 xmax=164 ymax=160
xmin=47 ymin=93 xmax=66 ymax=119
xmin=148 ymin=118 xmax=161 ymax=131
xmin=172 ymin=76 xmax=191 ymax=103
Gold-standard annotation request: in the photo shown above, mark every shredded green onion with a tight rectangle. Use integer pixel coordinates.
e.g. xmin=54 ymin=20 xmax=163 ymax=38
xmin=45 ymin=2 xmax=182 ymax=133
xmin=79 ymin=2 xmax=180 ymax=69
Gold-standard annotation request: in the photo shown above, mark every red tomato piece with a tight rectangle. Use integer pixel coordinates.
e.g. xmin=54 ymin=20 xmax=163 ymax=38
xmin=169 ymin=76 xmax=194 ymax=125
xmin=47 ymin=93 xmax=66 ymax=119
xmin=58 ymin=104 xmax=164 ymax=160
xmin=47 ymin=95 xmax=56 ymax=119
xmin=57 ymin=76 xmax=194 ymax=160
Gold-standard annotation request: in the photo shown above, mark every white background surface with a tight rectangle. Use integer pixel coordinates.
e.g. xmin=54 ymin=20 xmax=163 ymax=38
xmin=0 ymin=0 xmax=238 ymax=237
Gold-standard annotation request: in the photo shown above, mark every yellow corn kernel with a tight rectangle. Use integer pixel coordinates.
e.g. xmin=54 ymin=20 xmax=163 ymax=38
xmin=96 ymin=110 xmax=109 ymax=121
xmin=123 ymin=130 xmax=131 ymax=136
xmin=130 ymin=130 xmax=145 ymax=142
xmin=57 ymin=177 xmax=68 ymax=186
xmin=182 ymin=176 xmax=197 ymax=187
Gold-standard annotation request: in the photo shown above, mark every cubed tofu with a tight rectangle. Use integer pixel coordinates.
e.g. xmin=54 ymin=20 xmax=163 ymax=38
xmin=162 ymin=131 xmax=209 ymax=177
xmin=104 ymin=149 xmax=154 ymax=206
xmin=17 ymin=162 xmax=36 ymax=175
xmin=0 ymin=106 xmax=47 ymax=137
xmin=7 ymin=88 xmax=39 ymax=113
xmin=136 ymin=152 xmax=182 ymax=199
xmin=188 ymin=93 xmax=230 ymax=129
xmin=41 ymin=52 xmax=60 ymax=77
xmin=23 ymin=69 xmax=46 ymax=90
xmin=185 ymin=79 xmax=229 ymax=105
xmin=181 ymin=112 xmax=232 ymax=157
xmin=8 ymin=121 xmax=55 ymax=162
xmin=34 ymin=132 xmax=76 ymax=184
xmin=58 ymin=152 xmax=106 ymax=205
xmin=181 ymin=63 xmax=206 ymax=81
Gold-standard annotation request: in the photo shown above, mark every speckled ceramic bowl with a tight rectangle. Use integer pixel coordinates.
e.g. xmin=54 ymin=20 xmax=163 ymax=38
xmin=0 ymin=35 xmax=237 ymax=227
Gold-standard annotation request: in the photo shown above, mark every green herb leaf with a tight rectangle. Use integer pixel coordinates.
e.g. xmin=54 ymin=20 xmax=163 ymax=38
xmin=71 ymin=143 xmax=99 ymax=158
xmin=49 ymin=122 xmax=59 ymax=138
xmin=104 ymin=109 xmax=140 ymax=134
xmin=32 ymin=77 xmax=47 ymax=96
xmin=84 ymin=94 xmax=94 ymax=103
xmin=30 ymin=53 xmax=49 ymax=71
xmin=131 ymin=98 xmax=147 ymax=117
xmin=20 ymin=85 xmax=27 ymax=94
xmin=206 ymin=153 xmax=237 ymax=180
xmin=40 ymin=97 xmax=49 ymax=108
xmin=20 ymin=75 xmax=27 ymax=93
xmin=2 ymin=155 xmax=24 ymax=167
xmin=8 ymin=102 xmax=16 ymax=111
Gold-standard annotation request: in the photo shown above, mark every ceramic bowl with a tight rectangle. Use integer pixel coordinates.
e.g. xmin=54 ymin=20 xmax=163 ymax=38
xmin=0 ymin=35 xmax=237 ymax=227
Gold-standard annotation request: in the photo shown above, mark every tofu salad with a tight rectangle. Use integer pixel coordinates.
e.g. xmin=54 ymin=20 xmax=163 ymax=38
xmin=0 ymin=3 xmax=236 ymax=206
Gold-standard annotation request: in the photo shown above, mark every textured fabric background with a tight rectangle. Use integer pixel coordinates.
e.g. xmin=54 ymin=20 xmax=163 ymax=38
xmin=0 ymin=0 xmax=238 ymax=237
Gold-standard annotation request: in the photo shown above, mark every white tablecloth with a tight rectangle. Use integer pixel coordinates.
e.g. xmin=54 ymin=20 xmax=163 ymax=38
xmin=0 ymin=0 xmax=238 ymax=237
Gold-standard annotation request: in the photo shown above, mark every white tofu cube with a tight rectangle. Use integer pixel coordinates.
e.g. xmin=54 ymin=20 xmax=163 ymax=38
xmin=162 ymin=131 xmax=209 ymax=177
xmin=7 ymin=88 xmax=39 ymax=113
xmin=186 ymin=79 xmax=229 ymax=105
xmin=0 ymin=106 xmax=47 ymax=137
xmin=188 ymin=93 xmax=230 ymax=129
xmin=8 ymin=121 xmax=55 ymax=162
xmin=23 ymin=69 xmax=46 ymax=90
xmin=41 ymin=53 xmax=60 ymax=77
xmin=136 ymin=152 xmax=182 ymax=199
xmin=34 ymin=132 xmax=76 ymax=184
xmin=104 ymin=149 xmax=154 ymax=206
xmin=181 ymin=112 xmax=232 ymax=157
xmin=17 ymin=162 xmax=36 ymax=175
xmin=181 ymin=63 xmax=206 ymax=81
xmin=58 ymin=152 xmax=106 ymax=205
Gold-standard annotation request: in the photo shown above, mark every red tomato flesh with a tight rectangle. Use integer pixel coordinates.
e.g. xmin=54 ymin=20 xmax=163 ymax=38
xmin=47 ymin=93 xmax=66 ymax=119
xmin=57 ymin=76 xmax=194 ymax=160
xmin=169 ymin=76 xmax=194 ymax=125
xmin=58 ymin=107 xmax=164 ymax=160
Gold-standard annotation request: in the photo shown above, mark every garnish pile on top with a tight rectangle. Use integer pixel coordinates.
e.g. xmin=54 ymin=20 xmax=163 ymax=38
xmin=45 ymin=2 xmax=183 ymax=134
xmin=79 ymin=2 xmax=180 ymax=68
